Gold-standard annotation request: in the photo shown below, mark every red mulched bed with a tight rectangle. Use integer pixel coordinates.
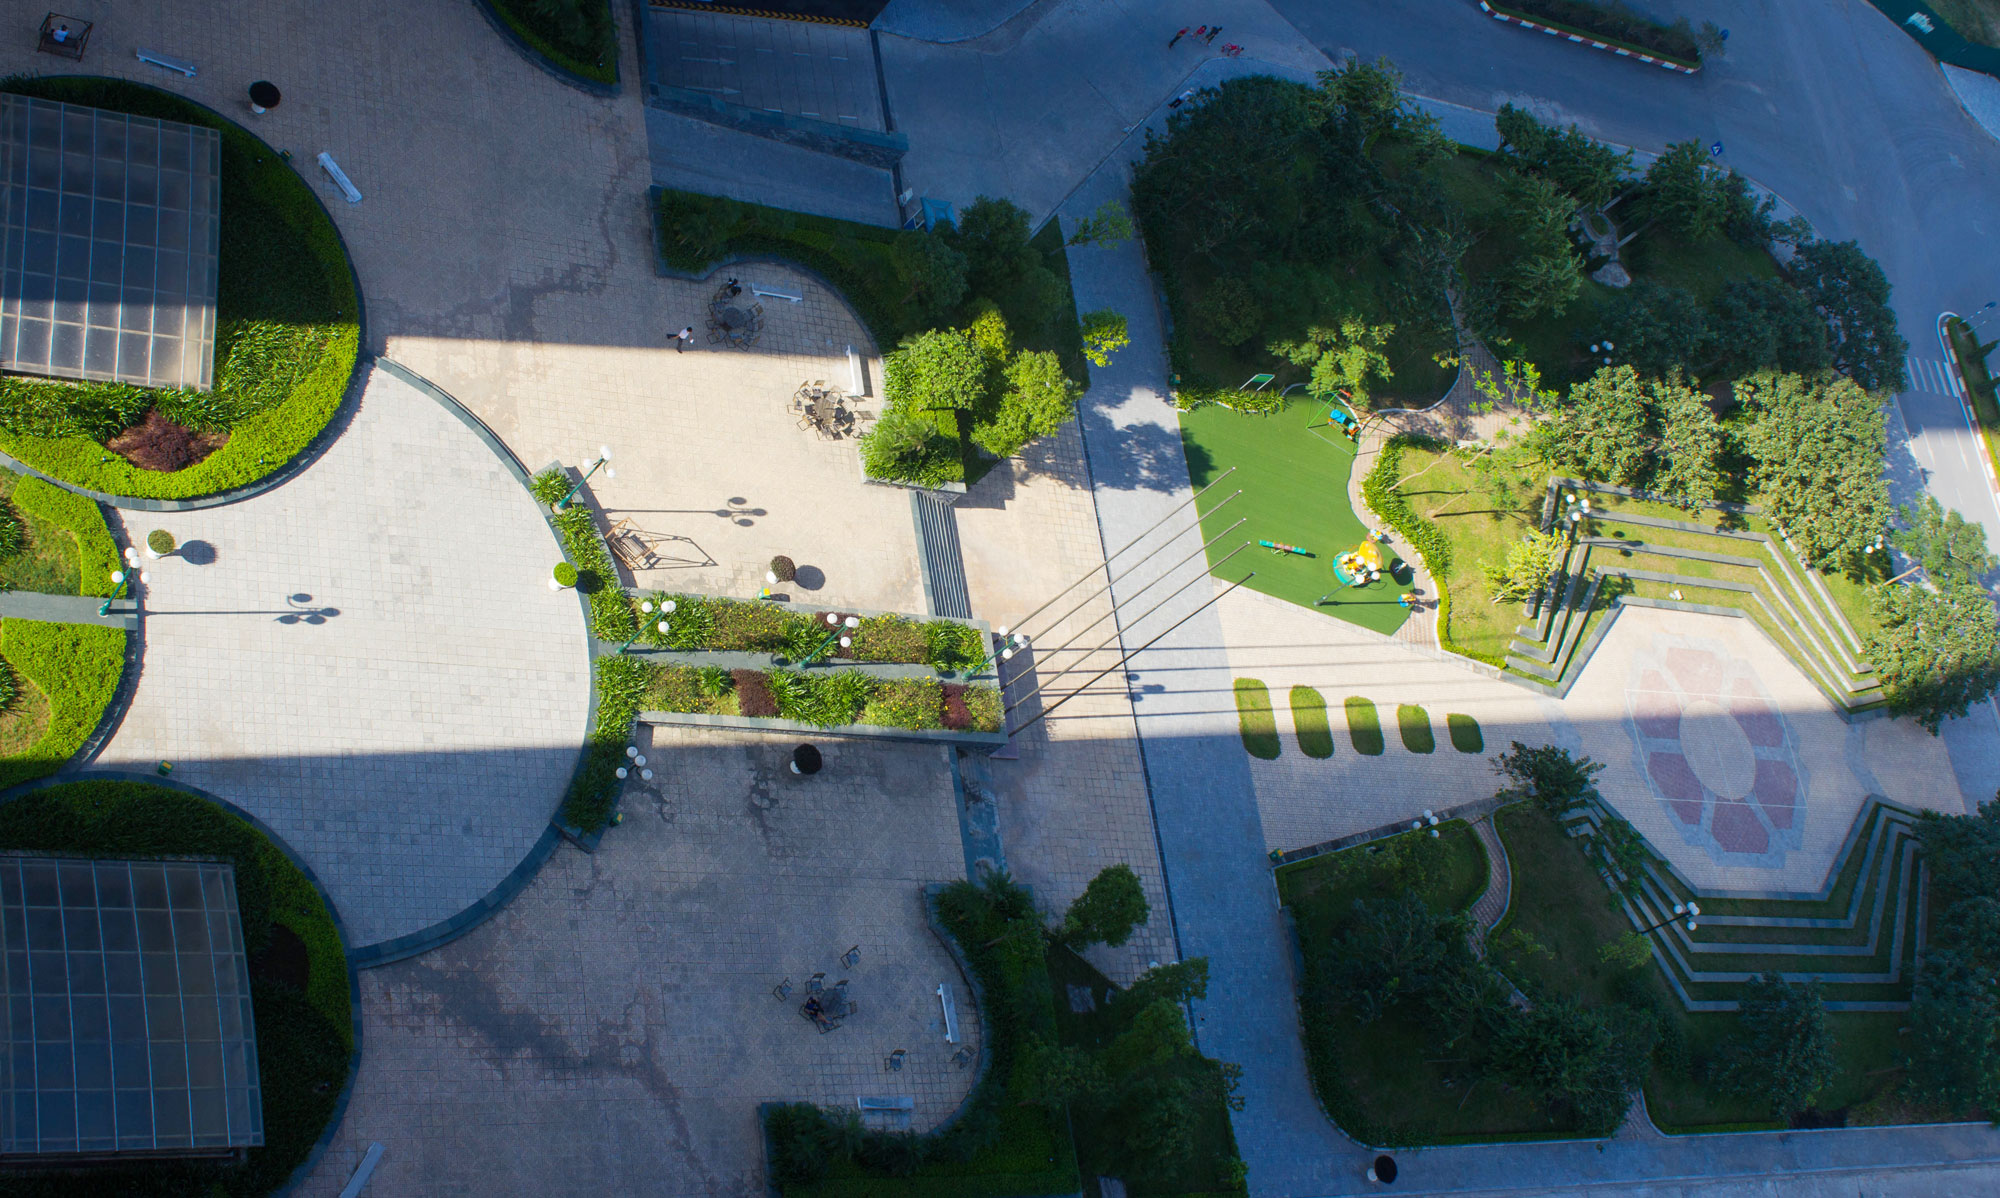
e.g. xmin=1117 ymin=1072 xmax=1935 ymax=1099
xmin=106 ymin=408 xmax=227 ymax=471
xmin=734 ymin=669 xmax=777 ymax=717
xmin=941 ymin=684 xmax=973 ymax=731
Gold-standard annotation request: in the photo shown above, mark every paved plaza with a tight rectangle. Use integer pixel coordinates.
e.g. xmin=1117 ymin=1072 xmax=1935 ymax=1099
xmin=296 ymin=727 xmax=979 ymax=1198
xmin=94 ymin=364 xmax=589 ymax=952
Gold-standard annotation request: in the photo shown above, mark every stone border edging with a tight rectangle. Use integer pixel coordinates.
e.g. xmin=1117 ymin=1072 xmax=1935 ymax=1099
xmin=469 ymin=0 xmax=621 ymax=96
xmin=0 ymin=76 xmax=369 ymax=513
xmin=1271 ymin=797 xmax=1511 ymax=868
xmin=0 ymin=768 xmax=366 ymax=1198
xmin=347 ymin=827 xmax=565 ymax=969
xmin=1477 ymin=1 xmax=1700 ymax=74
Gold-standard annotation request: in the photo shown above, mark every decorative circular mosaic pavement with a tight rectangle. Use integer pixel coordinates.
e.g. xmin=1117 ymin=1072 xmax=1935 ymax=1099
xmin=1625 ymin=639 xmax=1804 ymax=865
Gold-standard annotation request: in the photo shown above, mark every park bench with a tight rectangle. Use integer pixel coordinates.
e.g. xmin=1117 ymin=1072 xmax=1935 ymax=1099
xmin=135 ymin=47 xmax=197 ymax=77
xmin=317 ymin=152 xmax=362 ymax=204
xmin=936 ymin=982 xmax=959 ymax=1043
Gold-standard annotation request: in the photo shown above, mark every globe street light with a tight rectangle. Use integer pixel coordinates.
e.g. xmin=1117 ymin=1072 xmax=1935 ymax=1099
xmin=1637 ymin=900 xmax=1701 ymax=936
xmin=804 ymin=614 xmax=860 ymax=665
xmin=555 ymin=446 xmax=614 ymax=510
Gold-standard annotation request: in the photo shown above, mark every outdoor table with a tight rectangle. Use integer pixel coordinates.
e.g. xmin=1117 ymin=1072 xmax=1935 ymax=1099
xmin=718 ymin=306 xmax=753 ymax=331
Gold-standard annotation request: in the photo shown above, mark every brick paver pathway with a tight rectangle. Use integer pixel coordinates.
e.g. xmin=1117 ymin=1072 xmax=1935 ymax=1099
xmin=1468 ymin=816 xmax=1511 ymax=931
xmin=94 ymin=365 xmax=589 ymax=951
xmin=294 ymin=727 xmax=979 ymax=1198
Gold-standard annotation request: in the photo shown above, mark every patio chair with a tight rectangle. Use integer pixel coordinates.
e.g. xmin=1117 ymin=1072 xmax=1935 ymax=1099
xmin=772 ymin=978 xmax=792 ymax=1001
xmin=606 ymin=518 xmax=664 ymax=572
xmin=37 ymin=14 xmax=91 ymax=60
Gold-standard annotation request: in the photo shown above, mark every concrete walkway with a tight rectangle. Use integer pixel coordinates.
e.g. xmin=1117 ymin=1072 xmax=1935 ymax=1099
xmin=0 ymin=590 xmax=134 ymax=629
xmin=92 ymin=365 xmax=590 ymax=952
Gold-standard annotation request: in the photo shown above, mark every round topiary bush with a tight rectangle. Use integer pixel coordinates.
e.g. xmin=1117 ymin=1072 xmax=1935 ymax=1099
xmin=769 ymin=555 xmax=797 ymax=583
xmin=553 ymin=562 xmax=578 ymax=588
xmin=147 ymin=529 xmax=177 ymax=556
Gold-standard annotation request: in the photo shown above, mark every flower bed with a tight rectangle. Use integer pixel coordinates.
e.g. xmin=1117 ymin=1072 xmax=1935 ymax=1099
xmin=618 ymin=585 xmax=991 ymax=672
xmin=0 ymin=78 xmax=360 ymax=501
xmin=640 ymin=659 xmax=1002 ymax=733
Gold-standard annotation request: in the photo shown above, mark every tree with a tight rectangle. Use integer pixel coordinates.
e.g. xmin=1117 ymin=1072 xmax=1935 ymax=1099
xmin=1494 ymin=741 xmax=1604 ymax=815
xmin=1601 ymin=282 xmax=1714 ymax=380
xmin=1651 ymin=378 xmax=1722 ymax=509
xmin=1307 ymin=318 xmax=1396 ymax=407
xmin=951 ymin=195 xmax=1040 ymax=298
xmin=1015 ymin=1037 xmax=1107 ymax=1110
xmin=1916 ymin=798 xmax=2000 ymax=901
xmin=1500 ymin=173 xmax=1583 ymax=321
xmin=1080 ymin=309 xmax=1130 ymax=368
xmin=1059 ymin=863 xmax=1150 ymax=949
xmin=1193 ymin=276 xmax=1264 ymax=347
xmin=1865 ymin=578 xmax=2000 ymax=733
xmin=1494 ymin=104 xmax=1634 ymax=210
xmin=1907 ymin=948 xmax=2000 ymax=1112
xmin=1117 ymin=958 xmax=1210 ymax=1013
xmin=972 ymin=350 xmax=1082 ymax=458
xmin=1710 ymin=277 xmax=1830 ymax=377
xmin=858 ymin=402 xmax=958 ymax=486
xmin=1717 ymin=975 xmax=1836 ymax=1117
xmin=1483 ymin=529 xmax=1565 ymax=605
xmin=1316 ymin=57 xmax=1419 ymax=156
xmin=963 ymin=301 xmax=1013 ymax=369
xmin=1789 ymin=239 xmax=1909 ymax=393
xmin=884 ymin=329 xmax=990 ymax=412
xmin=1738 ymin=371 xmax=1890 ymax=572
xmin=891 ymin=230 xmax=969 ymax=326
xmin=1327 ymin=891 xmax=1477 ymax=1023
xmin=1067 ymin=200 xmax=1133 ymax=248
xmin=1642 ymin=140 xmax=1727 ymax=242
xmin=1893 ymin=495 xmax=1998 ymax=585
xmin=1599 ymin=931 xmax=1654 ymax=972
xmin=1488 ymin=997 xmax=1647 ymax=1135
xmin=1555 ymin=366 xmax=1653 ymax=487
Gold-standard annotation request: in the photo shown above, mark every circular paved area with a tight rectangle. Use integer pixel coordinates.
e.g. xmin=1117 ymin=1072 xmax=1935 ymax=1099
xmin=94 ymin=363 xmax=590 ymax=950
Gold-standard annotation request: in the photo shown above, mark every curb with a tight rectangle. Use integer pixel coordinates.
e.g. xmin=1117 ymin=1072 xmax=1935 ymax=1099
xmin=1477 ymin=2 xmax=1701 ymax=74
xmin=1937 ymin=312 xmax=2000 ymax=499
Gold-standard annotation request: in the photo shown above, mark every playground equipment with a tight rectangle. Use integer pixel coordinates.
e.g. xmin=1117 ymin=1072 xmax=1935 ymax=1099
xmin=1259 ymin=539 xmax=1313 ymax=557
xmin=1333 ymin=537 xmax=1385 ymax=587
xmin=1311 ymin=393 xmax=1362 ymax=442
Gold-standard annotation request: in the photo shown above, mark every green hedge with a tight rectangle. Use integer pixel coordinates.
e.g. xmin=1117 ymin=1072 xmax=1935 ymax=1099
xmin=0 ymin=619 xmax=124 ymax=789
xmin=1344 ymin=696 xmax=1385 ymax=756
xmin=0 ymin=78 xmax=360 ymax=501
xmin=638 ymin=658 xmax=999 ymax=733
xmin=486 ymin=0 xmax=617 ymax=84
xmin=10 ymin=475 xmax=119 ymax=595
xmin=631 ymin=592 xmax=989 ymax=672
xmin=552 ymin=508 xmax=637 ymax=641
xmin=562 ymin=653 xmax=647 ymax=832
xmin=0 ymin=780 xmax=351 ymax=1196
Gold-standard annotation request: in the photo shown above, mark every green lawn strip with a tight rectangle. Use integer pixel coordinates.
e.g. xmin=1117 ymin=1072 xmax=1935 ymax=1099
xmin=1233 ymin=679 xmax=1281 ymax=759
xmin=1046 ymin=947 xmax=1246 ymax=1195
xmin=0 ymin=779 xmax=351 ymax=1196
xmin=0 ymin=473 xmax=81 ymax=594
xmin=486 ymin=0 xmax=618 ymax=83
xmin=0 ymin=78 xmax=360 ymax=501
xmin=1291 ymin=686 xmax=1335 ymax=758
xmin=1177 ymin=398 xmax=1409 ymax=634
xmin=0 ymin=620 xmax=123 ymax=789
xmin=1282 ymin=823 xmax=1546 ymax=1144
xmin=1343 ymin=696 xmax=1385 ymax=755
xmin=1396 ymin=704 xmax=1435 ymax=753
xmin=10 ymin=475 xmax=119 ymax=596
xmin=1446 ymin=713 xmax=1484 ymax=753
xmin=1384 ymin=443 xmax=1539 ymax=663
xmin=775 ymin=880 xmax=1079 ymax=1198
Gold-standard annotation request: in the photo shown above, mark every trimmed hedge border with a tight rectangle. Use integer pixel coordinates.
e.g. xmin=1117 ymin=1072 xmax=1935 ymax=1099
xmin=1363 ymin=434 xmax=1508 ymax=668
xmin=11 ymin=474 xmax=120 ymax=595
xmin=0 ymin=77 xmax=363 ymax=505
xmin=471 ymin=0 xmax=620 ymax=92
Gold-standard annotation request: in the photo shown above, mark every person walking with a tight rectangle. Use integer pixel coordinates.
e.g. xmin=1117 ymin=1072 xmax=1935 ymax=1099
xmin=1193 ymin=24 xmax=1208 ymax=40
xmin=1204 ymin=25 xmax=1222 ymax=44
xmin=1169 ymin=26 xmax=1189 ymax=47
xmin=674 ymin=326 xmax=694 ymax=353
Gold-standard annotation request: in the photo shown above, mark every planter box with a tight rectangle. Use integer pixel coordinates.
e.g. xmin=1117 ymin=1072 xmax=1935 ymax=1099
xmin=639 ymin=708 xmax=1009 ymax=750
xmin=1480 ymin=2 xmax=1701 ymax=73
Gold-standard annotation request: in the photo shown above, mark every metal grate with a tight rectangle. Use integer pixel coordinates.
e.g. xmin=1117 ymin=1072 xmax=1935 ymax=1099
xmin=0 ymin=94 xmax=221 ymax=391
xmin=0 ymin=854 xmax=262 ymax=1157
xmin=910 ymin=491 xmax=970 ymax=619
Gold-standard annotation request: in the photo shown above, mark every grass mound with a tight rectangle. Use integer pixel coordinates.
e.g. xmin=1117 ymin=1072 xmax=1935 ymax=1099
xmin=1234 ymin=679 xmax=1280 ymax=759
xmin=1447 ymin=713 xmax=1485 ymax=753
xmin=1291 ymin=685 xmax=1334 ymax=758
xmin=1397 ymin=704 xmax=1435 ymax=753
xmin=1345 ymin=696 xmax=1384 ymax=756
xmin=0 ymin=619 xmax=124 ymax=789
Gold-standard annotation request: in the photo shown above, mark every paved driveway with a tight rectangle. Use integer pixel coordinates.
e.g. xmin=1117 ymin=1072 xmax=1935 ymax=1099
xmin=295 ymin=727 xmax=979 ymax=1198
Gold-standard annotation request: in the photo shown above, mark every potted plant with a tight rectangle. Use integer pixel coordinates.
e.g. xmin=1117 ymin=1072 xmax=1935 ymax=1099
xmin=551 ymin=562 xmax=578 ymax=590
xmin=145 ymin=529 xmax=176 ymax=558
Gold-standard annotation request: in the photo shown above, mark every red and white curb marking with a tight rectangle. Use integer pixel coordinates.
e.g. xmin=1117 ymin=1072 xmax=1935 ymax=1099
xmin=1478 ymin=2 xmax=1701 ymax=74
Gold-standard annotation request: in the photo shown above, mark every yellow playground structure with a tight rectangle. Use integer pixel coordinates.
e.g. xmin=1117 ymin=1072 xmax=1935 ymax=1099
xmin=1333 ymin=535 xmax=1385 ymax=587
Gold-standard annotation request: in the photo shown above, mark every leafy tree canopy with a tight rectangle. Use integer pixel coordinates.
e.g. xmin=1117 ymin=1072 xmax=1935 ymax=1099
xmin=1642 ymin=140 xmax=1728 ymax=242
xmin=1494 ymin=741 xmax=1604 ymax=815
xmin=1555 ymin=365 xmax=1654 ymax=487
xmin=1711 ymin=276 xmax=1830 ymax=378
xmin=885 ymin=329 xmax=990 ymax=412
xmin=1866 ymin=578 xmax=2000 ymax=733
xmin=1738 ymin=370 xmax=1889 ymax=572
xmin=1651 ymin=377 xmax=1722 ymax=510
xmin=1494 ymin=103 xmax=1634 ymax=210
xmin=1716 ymin=974 xmax=1836 ymax=1117
xmin=1893 ymin=494 xmax=1997 ymax=585
xmin=1789 ymin=239 xmax=1909 ymax=393
xmin=1326 ymin=890 xmax=1479 ymax=1024
xmin=1059 ymin=862 xmax=1151 ymax=949
xmin=1601 ymin=281 xmax=1714 ymax=381
xmin=1500 ymin=172 xmax=1584 ymax=322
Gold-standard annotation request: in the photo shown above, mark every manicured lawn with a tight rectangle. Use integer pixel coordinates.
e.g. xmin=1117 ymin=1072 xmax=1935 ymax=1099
xmin=1234 ymin=679 xmax=1280 ymax=759
xmin=0 ymin=780 xmax=352 ymax=1196
xmin=1344 ymin=696 xmax=1384 ymax=755
xmin=0 ymin=619 xmax=125 ymax=789
xmin=0 ymin=78 xmax=360 ymax=501
xmin=1397 ymin=704 xmax=1435 ymax=753
xmin=1387 ymin=444 xmax=1541 ymax=661
xmin=1447 ymin=712 xmax=1484 ymax=753
xmin=1178 ymin=397 xmax=1409 ymax=634
xmin=1291 ymin=685 xmax=1335 ymax=758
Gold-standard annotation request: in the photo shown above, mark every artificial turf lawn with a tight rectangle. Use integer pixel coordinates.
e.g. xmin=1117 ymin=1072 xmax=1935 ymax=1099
xmin=1178 ymin=397 xmax=1410 ymax=635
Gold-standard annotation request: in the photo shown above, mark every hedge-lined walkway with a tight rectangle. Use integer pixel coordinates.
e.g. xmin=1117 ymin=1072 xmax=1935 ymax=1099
xmin=91 ymin=365 xmax=589 ymax=952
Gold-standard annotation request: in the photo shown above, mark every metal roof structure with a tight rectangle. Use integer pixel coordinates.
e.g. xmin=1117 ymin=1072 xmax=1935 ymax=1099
xmin=0 ymin=93 xmax=221 ymax=391
xmin=0 ymin=854 xmax=263 ymax=1159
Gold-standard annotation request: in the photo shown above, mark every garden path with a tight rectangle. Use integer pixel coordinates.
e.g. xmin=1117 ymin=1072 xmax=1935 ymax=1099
xmin=91 ymin=364 xmax=590 ymax=953
xmin=1468 ymin=815 xmax=1511 ymax=931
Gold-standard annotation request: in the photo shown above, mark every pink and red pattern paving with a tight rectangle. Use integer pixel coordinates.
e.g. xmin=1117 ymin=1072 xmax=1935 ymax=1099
xmin=1626 ymin=639 xmax=1804 ymax=866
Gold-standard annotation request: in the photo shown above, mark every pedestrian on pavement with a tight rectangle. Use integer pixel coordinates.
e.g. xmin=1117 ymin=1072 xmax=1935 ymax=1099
xmin=1193 ymin=25 xmax=1208 ymax=39
xmin=675 ymin=326 xmax=694 ymax=353
xmin=1204 ymin=26 xmax=1222 ymax=44
xmin=1169 ymin=26 xmax=1189 ymax=47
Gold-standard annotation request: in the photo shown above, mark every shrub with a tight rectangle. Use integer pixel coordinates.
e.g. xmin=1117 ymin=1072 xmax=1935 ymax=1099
xmin=549 ymin=506 xmax=634 ymax=640
xmin=1291 ymin=686 xmax=1334 ymax=758
xmin=972 ymin=349 xmax=1082 ymax=458
xmin=660 ymin=593 xmax=713 ymax=649
xmin=734 ymin=669 xmax=778 ymax=717
xmin=769 ymin=669 xmax=873 ymax=727
xmin=961 ymin=684 xmax=1004 ymax=733
xmin=530 ymin=466 xmax=571 ymax=506
xmin=488 ymin=0 xmax=618 ymax=83
xmin=553 ymin=562 xmax=578 ymax=588
xmin=710 ymin=596 xmax=797 ymax=652
xmin=859 ymin=402 xmax=966 ymax=487
xmin=1344 ymin=696 xmax=1385 ymax=756
xmin=1492 ymin=0 xmax=1707 ymax=63
xmin=1233 ymin=679 xmax=1281 ymax=759
xmin=0 ymin=78 xmax=360 ymax=501
xmin=0 ymin=621 xmax=124 ymax=788
xmin=885 ymin=329 xmax=990 ymax=413
xmin=645 ymin=665 xmax=708 ymax=714
xmin=560 ymin=654 xmax=649 ymax=831
xmin=869 ymin=677 xmax=943 ymax=729
xmin=768 ymin=555 xmax=797 ymax=582
xmin=146 ymin=528 xmax=177 ymax=555
xmin=0 ymin=660 xmax=16 ymax=712
xmin=924 ymin=620 xmax=989 ymax=672
xmin=851 ymin=614 xmax=930 ymax=662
